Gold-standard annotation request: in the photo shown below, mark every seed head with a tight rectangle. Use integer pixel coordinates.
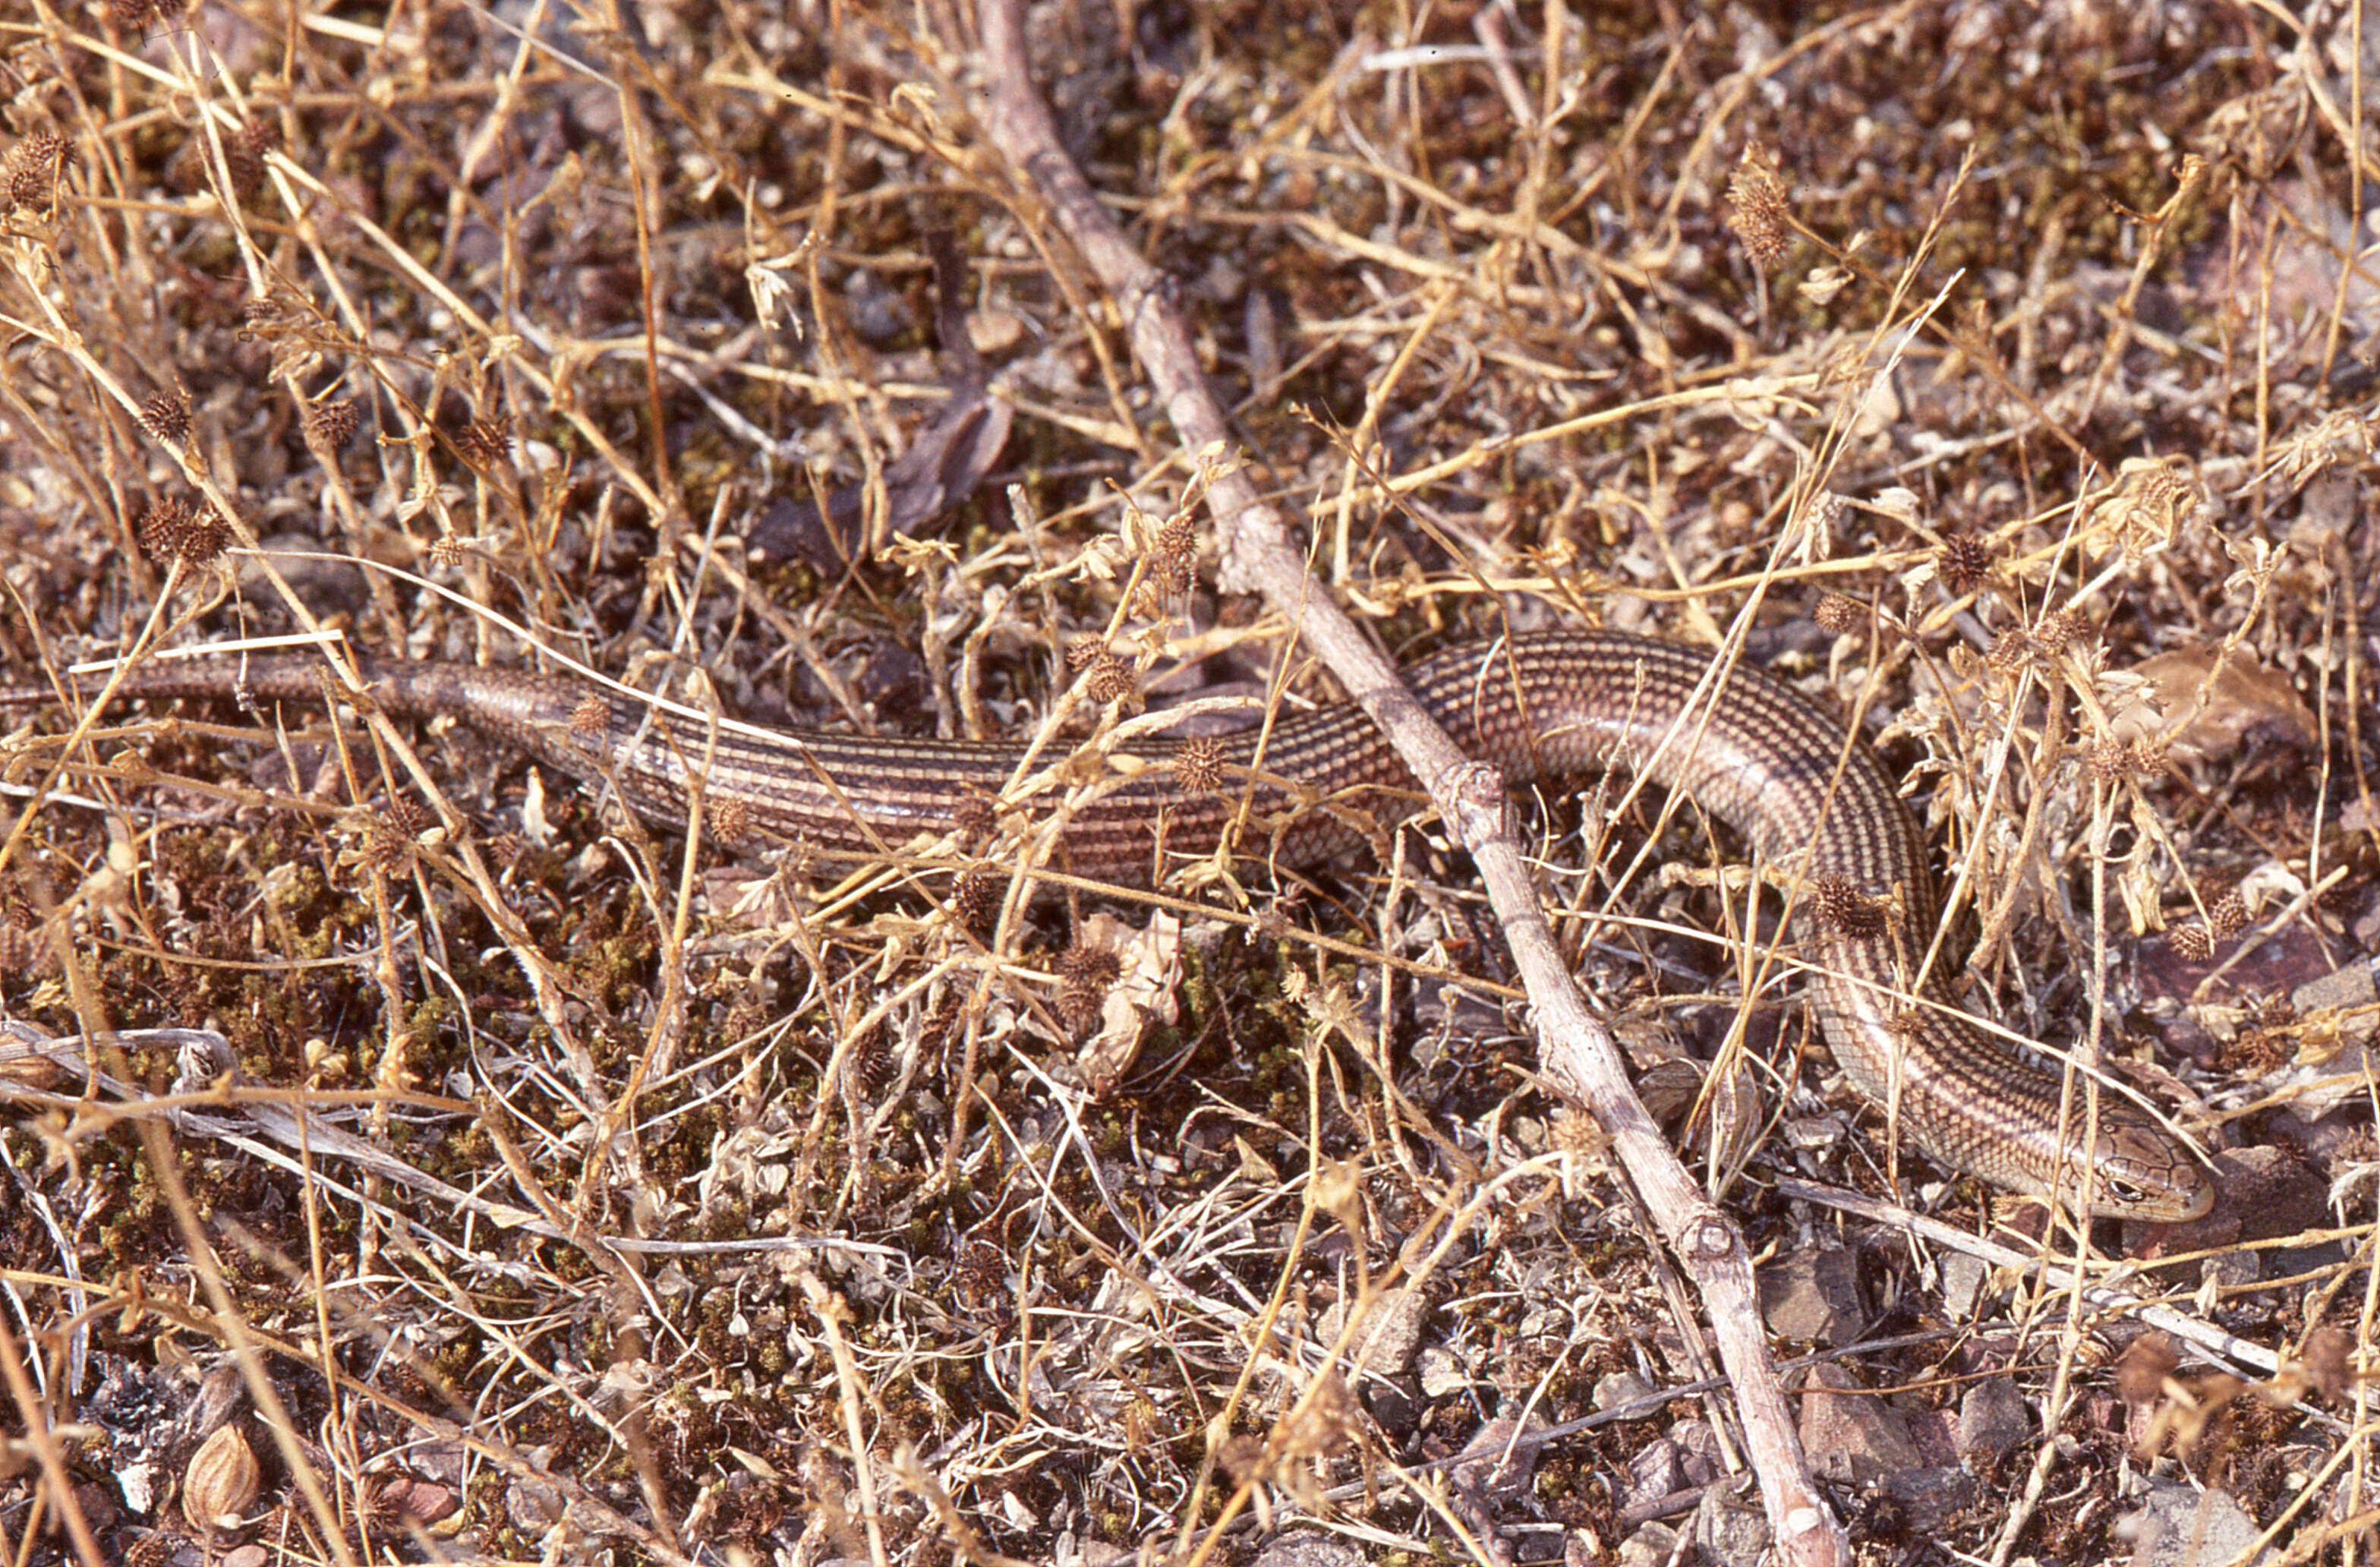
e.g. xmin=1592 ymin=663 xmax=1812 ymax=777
xmin=2032 ymin=606 xmax=2090 ymax=655
xmin=850 ymin=1025 xmax=896 ymax=1095
xmin=1937 ymin=534 xmax=1992 ymax=597
xmin=452 ymin=416 xmax=512 ymax=468
xmin=1171 ymin=735 xmax=1226 ymax=792
xmin=1726 ymin=143 xmax=1793 ymax=270
xmin=1157 ymin=513 xmax=1196 ymax=567
xmin=1149 ymin=513 xmax=1199 ymax=597
xmin=3 ymin=130 xmax=68 ymax=212
xmin=305 ymin=399 xmax=358 ymax=450
xmin=1984 ymin=629 xmax=2033 ymax=674
xmin=950 ymin=867 xmax=1001 ymax=933
xmin=1057 ymin=941 xmax=1123 ymax=989
xmin=1085 ymin=652 xmax=1136 ymax=705
xmin=1813 ymin=593 xmax=1862 ymax=635
xmin=709 ymin=795 xmax=753 ymax=844
xmin=358 ymin=815 xmax=417 ymax=876
xmin=134 ymin=497 xmax=230 ymax=567
xmin=2090 ymin=736 xmax=2167 ymax=784
xmin=1055 ymin=981 xmax=1107 ymax=1038
xmin=139 ymin=393 xmax=191 ymax=445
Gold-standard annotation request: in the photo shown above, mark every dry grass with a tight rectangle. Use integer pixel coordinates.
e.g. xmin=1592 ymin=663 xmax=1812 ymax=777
xmin=0 ymin=0 xmax=2375 ymax=1563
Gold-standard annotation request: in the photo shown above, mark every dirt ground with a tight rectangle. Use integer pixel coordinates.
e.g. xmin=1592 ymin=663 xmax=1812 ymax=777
xmin=0 ymin=1 xmax=2376 ymax=1563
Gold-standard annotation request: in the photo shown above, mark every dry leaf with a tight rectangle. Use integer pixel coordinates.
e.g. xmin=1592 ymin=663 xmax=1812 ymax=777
xmin=1070 ymin=909 xmax=1190 ymax=1094
xmin=2115 ymin=1332 xmax=2181 ymax=1406
xmin=2104 ymin=644 xmax=2315 ymax=765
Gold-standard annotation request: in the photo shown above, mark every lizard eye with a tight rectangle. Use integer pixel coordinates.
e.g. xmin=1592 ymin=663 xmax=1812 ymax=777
xmin=2102 ymin=1177 xmax=2148 ymax=1206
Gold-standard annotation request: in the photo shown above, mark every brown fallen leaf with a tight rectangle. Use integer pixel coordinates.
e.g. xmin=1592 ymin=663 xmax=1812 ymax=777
xmin=2103 ymin=642 xmax=2317 ymax=766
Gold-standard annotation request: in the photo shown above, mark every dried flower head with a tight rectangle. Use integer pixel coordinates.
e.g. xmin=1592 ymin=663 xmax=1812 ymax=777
xmin=1984 ymin=629 xmax=2034 ymax=674
xmin=709 ymin=795 xmax=753 ymax=844
xmin=1813 ymin=593 xmax=1862 ymax=635
xmin=1549 ymin=1105 xmax=1610 ymax=1158
xmin=2032 ymin=606 xmax=2090 ymax=655
xmin=2248 ymin=994 xmax=2296 ymax=1031
xmin=1148 ymin=558 xmax=1194 ymax=601
xmin=1157 ymin=512 xmax=1196 ymax=567
xmin=452 ymin=416 xmax=512 ymax=468
xmin=4 ymin=129 xmax=68 ymax=212
xmin=950 ymin=867 xmax=1001 ymax=933
xmin=2169 ymin=922 xmax=2215 ymax=963
xmin=1147 ymin=512 xmax=1199 ymax=597
xmin=850 ymin=1025 xmax=897 ymax=1096
xmin=1057 ymin=941 xmax=1123 ymax=990
xmin=238 ymin=295 xmax=301 ymax=342
xmin=1937 ymin=533 xmax=1992 ymax=597
xmin=1171 ymin=734 xmax=1226 ymax=792
xmin=2090 ymin=735 xmax=2167 ymax=784
xmin=1055 ymin=982 xmax=1105 ymax=1038
xmin=1066 ymin=637 xmax=1105 ymax=671
xmin=1726 ymin=143 xmax=1792 ymax=270
xmin=305 ymin=399 xmax=358 ymax=450
xmin=138 ymin=392 xmax=191 ymax=445
xmin=1085 ymin=652 xmax=1135 ymax=705
xmin=134 ymin=497 xmax=230 ymax=567
xmin=569 ymin=694 xmax=610 ymax=743
xmin=2206 ymin=889 xmax=2248 ymax=938
xmin=358 ymin=815 xmax=417 ymax=876
xmin=389 ymin=791 xmax=432 ymax=831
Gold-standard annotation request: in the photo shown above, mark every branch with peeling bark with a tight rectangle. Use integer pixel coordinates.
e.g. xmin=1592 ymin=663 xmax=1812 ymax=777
xmin=968 ymin=3 xmax=1843 ymax=1563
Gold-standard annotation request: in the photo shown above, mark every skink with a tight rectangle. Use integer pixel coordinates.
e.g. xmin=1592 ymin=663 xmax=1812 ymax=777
xmin=0 ymin=629 xmax=2214 ymax=1220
